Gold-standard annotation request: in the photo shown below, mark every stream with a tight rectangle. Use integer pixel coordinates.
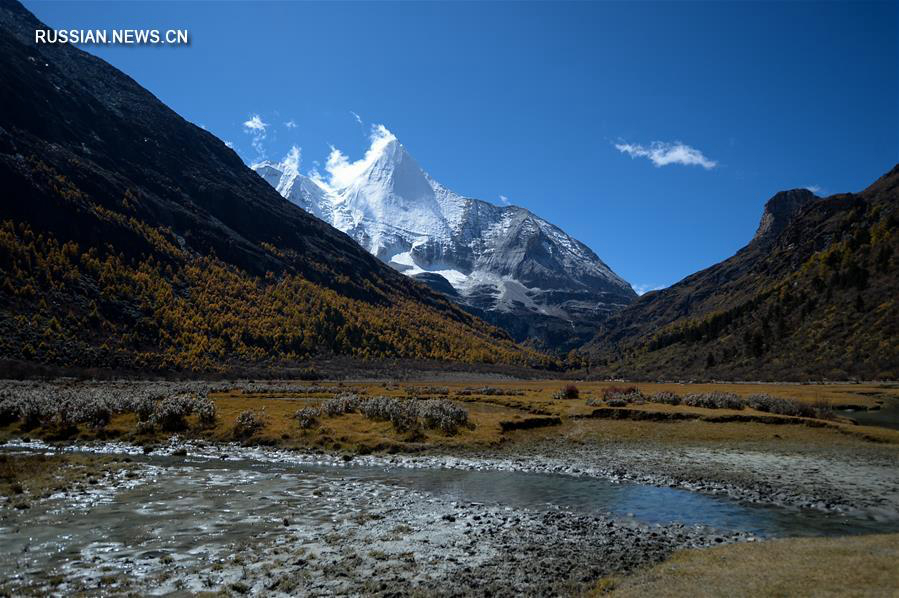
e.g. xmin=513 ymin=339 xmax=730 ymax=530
xmin=1 ymin=443 xmax=897 ymax=595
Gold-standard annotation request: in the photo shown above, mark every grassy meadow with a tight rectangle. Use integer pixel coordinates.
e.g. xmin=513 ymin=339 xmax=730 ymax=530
xmin=596 ymin=533 xmax=899 ymax=597
xmin=2 ymin=379 xmax=897 ymax=453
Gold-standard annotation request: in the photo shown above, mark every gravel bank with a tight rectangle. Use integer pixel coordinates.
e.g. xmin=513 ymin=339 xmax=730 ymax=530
xmin=0 ymin=442 xmax=756 ymax=597
xmin=8 ymin=435 xmax=898 ymax=517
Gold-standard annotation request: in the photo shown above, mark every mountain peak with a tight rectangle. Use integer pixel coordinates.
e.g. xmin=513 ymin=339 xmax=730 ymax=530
xmin=379 ymin=135 xmax=403 ymax=157
xmin=254 ymin=128 xmax=636 ymax=351
xmin=364 ymin=134 xmax=419 ymax=180
xmin=752 ymin=188 xmax=818 ymax=246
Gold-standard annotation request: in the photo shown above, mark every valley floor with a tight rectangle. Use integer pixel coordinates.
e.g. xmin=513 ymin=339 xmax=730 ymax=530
xmin=1 ymin=378 xmax=898 ymax=595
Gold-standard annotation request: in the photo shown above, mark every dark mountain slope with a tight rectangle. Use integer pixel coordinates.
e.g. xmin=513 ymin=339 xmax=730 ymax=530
xmin=584 ymin=167 xmax=899 ymax=381
xmin=0 ymin=0 xmax=550 ymax=372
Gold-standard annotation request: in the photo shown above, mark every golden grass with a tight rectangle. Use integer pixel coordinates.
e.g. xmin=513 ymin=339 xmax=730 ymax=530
xmin=597 ymin=533 xmax=899 ymax=597
xmin=507 ymin=416 xmax=871 ymax=449
xmin=415 ymin=379 xmax=896 ymax=408
xmin=623 ymin=381 xmax=896 ymax=408
xmin=202 ymin=381 xmax=899 ymax=450
xmin=206 ymin=395 xmax=520 ymax=451
xmin=0 ymin=453 xmax=133 ymax=501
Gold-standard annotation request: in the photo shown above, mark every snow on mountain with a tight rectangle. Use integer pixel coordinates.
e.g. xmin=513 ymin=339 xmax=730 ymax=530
xmin=252 ymin=126 xmax=636 ymax=350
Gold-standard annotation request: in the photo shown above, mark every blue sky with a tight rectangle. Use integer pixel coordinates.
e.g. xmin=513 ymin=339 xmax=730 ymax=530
xmin=24 ymin=1 xmax=899 ymax=293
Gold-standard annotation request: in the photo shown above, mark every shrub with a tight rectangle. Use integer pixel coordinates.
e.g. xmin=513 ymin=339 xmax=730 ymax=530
xmin=135 ymin=420 xmax=156 ymax=434
xmin=388 ymin=406 xmax=419 ymax=434
xmin=0 ymin=397 xmax=18 ymax=426
xmin=48 ymin=400 xmax=73 ymax=431
xmin=745 ymin=393 xmax=777 ymax=413
xmin=84 ymin=400 xmax=112 ymax=429
xmin=355 ymin=396 xmax=470 ymax=436
xmin=600 ymin=386 xmax=645 ymax=404
xmin=745 ymin=394 xmax=815 ymax=418
xmin=357 ymin=396 xmax=395 ymax=421
xmin=152 ymin=395 xmax=195 ymax=432
xmin=134 ymin=397 xmax=156 ymax=422
xmin=294 ymin=407 xmax=320 ymax=429
xmin=418 ymin=400 xmax=468 ymax=435
xmin=321 ymin=393 xmax=360 ymax=417
xmin=602 ymin=386 xmax=638 ymax=401
xmin=194 ymin=395 xmax=217 ymax=428
xmin=553 ymin=384 xmax=580 ymax=400
xmin=457 ymin=387 xmax=525 ymax=396
xmin=359 ymin=397 xmax=420 ymax=433
xmin=683 ymin=392 xmax=743 ymax=410
xmin=19 ymin=395 xmax=45 ymax=429
xmin=649 ymin=391 xmax=681 ymax=406
xmin=233 ymin=409 xmax=265 ymax=439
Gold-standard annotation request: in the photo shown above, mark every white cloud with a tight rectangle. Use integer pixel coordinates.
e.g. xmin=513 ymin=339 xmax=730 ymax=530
xmin=280 ymin=145 xmax=301 ymax=175
xmin=633 ymin=283 xmax=664 ymax=296
xmin=243 ymin=115 xmax=267 ymax=132
xmin=498 ymin=195 xmax=510 ymax=206
xmin=284 ymin=119 xmax=297 ymax=129
xmin=615 ymin=141 xmax=717 ymax=170
xmin=804 ymin=184 xmax=822 ymax=194
xmin=224 ymin=140 xmax=234 ymax=149
xmin=314 ymin=124 xmax=396 ymax=191
xmin=242 ymin=114 xmax=269 ymax=158
xmin=350 ymin=111 xmax=363 ymax=125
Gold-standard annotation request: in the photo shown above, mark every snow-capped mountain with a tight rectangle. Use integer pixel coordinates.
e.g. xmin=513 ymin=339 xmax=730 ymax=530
xmin=252 ymin=127 xmax=636 ymax=350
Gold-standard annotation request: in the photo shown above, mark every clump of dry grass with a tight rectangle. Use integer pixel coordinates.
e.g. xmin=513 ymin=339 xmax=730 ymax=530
xmin=591 ymin=387 xmax=834 ymax=419
xmin=456 ymin=387 xmax=525 ymax=397
xmin=649 ymin=391 xmax=680 ymax=405
xmin=233 ymin=409 xmax=266 ymax=439
xmin=194 ymin=395 xmax=217 ymax=428
xmin=682 ymin=392 xmax=744 ymax=410
xmin=553 ymin=384 xmax=580 ymax=400
xmin=294 ymin=407 xmax=320 ymax=429
xmin=602 ymin=386 xmax=638 ymax=401
xmin=417 ymin=400 xmax=469 ymax=435
xmin=328 ymin=396 xmax=470 ymax=436
xmin=151 ymin=395 xmax=195 ymax=432
xmin=321 ymin=393 xmax=361 ymax=417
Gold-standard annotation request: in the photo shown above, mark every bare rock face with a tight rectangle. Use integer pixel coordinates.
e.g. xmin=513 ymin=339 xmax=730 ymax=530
xmin=752 ymin=189 xmax=817 ymax=246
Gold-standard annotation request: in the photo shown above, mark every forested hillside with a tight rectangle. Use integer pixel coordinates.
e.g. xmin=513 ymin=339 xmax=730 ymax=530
xmin=0 ymin=0 xmax=549 ymax=373
xmin=584 ymin=166 xmax=898 ymax=381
